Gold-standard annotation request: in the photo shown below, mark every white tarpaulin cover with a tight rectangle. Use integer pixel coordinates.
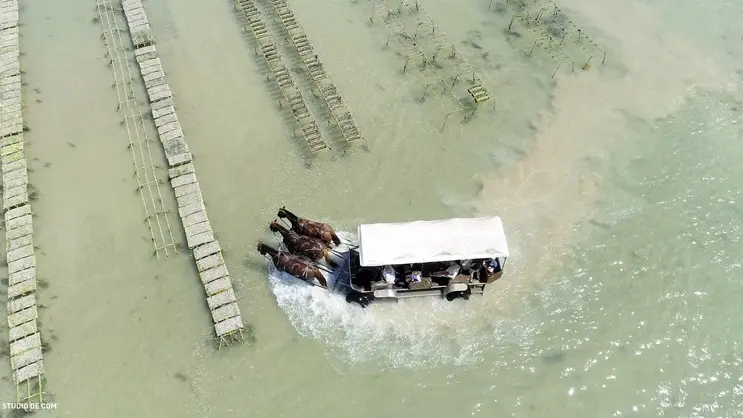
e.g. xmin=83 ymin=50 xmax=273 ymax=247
xmin=357 ymin=216 xmax=509 ymax=267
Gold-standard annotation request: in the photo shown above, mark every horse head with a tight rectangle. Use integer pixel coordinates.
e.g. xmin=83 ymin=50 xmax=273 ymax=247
xmin=277 ymin=207 xmax=298 ymax=224
xmin=269 ymin=219 xmax=287 ymax=235
xmin=277 ymin=206 xmax=287 ymax=219
xmin=256 ymin=242 xmax=276 ymax=257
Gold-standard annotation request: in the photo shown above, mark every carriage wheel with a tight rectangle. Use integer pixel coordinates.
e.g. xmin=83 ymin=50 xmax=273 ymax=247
xmin=346 ymin=292 xmax=373 ymax=308
xmin=446 ymin=288 xmax=472 ymax=302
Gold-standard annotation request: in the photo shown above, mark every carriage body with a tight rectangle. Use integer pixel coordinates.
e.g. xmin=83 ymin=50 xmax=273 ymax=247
xmin=344 ymin=217 xmax=509 ymax=305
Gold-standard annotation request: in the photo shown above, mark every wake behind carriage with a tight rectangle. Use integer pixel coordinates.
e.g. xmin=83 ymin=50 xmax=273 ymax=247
xmin=257 ymin=208 xmax=509 ymax=308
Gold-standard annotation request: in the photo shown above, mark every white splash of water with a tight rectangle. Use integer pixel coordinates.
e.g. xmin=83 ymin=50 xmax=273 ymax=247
xmin=266 ymin=232 xmax=537 ymax=370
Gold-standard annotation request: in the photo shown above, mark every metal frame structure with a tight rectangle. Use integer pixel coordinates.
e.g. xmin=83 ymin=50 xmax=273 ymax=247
xmin=496 ymin=0 xmax=575 ymax=78
xmin=118 ymin=0 xmax=246 ymax=347
xmin=97 ymin=0 xmax=179 ymax=258
xmin=268 ymin=0 xmax=368 ymax=149
xmin=1 ymin=0 xmax=46 ymax=406
xmin=492 ymin=0 xmax=605 ymax=74
xmin=236 ymin=0 xmax=330 ymax=153
xmin=369 ymin=0 xmax=467 ymax=127
xmin=533 ymin=0 xmax=606 ymax=69
xmin=368 ymin=0 xmax=492 ymax=126
xmin=401 ymin=2 xmax=492 ymax=106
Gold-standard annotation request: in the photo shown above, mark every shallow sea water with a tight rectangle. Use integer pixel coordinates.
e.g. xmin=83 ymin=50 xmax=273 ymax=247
xmin=2 ymin=0 xmax=743 ymax=416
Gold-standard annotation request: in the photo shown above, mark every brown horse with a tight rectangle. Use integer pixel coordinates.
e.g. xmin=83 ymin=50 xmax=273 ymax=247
xmin=277 ymin=206 xmax=341 ymax=246
xmin=269 ymin=220 xmax=338 ymax=268
xmin=257 ymin=242 xmax=327 ymax=288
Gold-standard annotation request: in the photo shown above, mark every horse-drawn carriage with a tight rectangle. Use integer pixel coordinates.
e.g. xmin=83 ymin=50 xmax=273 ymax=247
xmin=345 ymin=216 xmax=509 ymax=306
xmin=257 ymin=209 xmax=509 ymax=308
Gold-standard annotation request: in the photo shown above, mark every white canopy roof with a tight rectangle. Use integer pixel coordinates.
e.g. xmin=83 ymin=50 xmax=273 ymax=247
xmin=357 ymin=216 xmax=509 ymax=267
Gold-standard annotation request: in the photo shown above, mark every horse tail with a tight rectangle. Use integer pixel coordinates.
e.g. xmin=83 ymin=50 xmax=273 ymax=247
xmin=331 ymin=232 xmax=341 ymax=246
xmin=314 ymin=269 xmax=328 ymax=288
xmin=324 ymin=251 xmax=338 ymax=268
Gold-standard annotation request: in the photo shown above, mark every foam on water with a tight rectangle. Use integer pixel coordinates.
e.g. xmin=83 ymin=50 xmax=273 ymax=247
xmin=265 ymin=232 xmax=537 ymax=370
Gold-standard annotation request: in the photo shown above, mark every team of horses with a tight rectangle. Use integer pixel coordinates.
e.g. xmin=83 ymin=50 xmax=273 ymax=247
xmin=256 ymin=207 xmax=342 ymax=289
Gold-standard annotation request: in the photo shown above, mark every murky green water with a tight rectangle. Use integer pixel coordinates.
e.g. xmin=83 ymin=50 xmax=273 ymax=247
xmin=2 ymin=0 xmax=742 ymax=416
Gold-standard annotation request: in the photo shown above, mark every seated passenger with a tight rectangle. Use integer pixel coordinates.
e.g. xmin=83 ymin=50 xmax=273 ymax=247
xmin=382 ymin=265 xmax=396 ymax=285
xmin=431 ymin=261 xmax=460 ymax=279
xmin=474 ymin=259 xmax=500 ymax=283
xmin=469 ymin=259 xmax=486 ymax=282
xmin=460 ymin=259 xmax=474 ymax=274
xmin=490 ymin=258 xmax=502 ymax=272
xmin=484 ymin=261 xmax=495 ymax=280
xmin=409 ymin=270 xmax=422 ymax=283
xmin=446 ymin=262 xmax=460 ymax=277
